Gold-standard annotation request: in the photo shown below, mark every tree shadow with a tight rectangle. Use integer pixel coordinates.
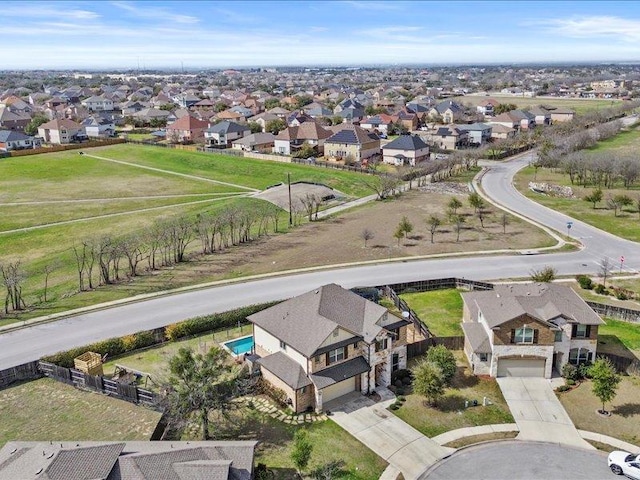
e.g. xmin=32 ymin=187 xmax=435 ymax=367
xmin=370 ymin=244 xmax=388 ymax=249
xmin=438 ymin=394 xmax=467 ymax=412
xmin=611 ymin=403 xmax=640 ymax=418
xmin=409 ymin=234 xmax=424 ymax=241
xmin=451 ymin=366 xmax=479 ymax=389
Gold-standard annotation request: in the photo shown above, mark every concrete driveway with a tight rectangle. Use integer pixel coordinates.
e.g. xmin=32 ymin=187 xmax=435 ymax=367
xmin=497 ymin=377 xmax=594 ymax=450
xmin=327 ymin=391 xmax=454 ymax=480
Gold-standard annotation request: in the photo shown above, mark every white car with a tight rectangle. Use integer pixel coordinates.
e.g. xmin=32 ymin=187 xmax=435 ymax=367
xmin=608 ymin=451 xmax=640 ymax=478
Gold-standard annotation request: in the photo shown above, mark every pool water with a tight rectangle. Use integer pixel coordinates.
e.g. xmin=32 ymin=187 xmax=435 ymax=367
xmin=223 ymin=336 xmax=254 ymax=355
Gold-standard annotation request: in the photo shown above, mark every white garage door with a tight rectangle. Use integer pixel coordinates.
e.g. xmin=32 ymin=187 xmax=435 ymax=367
xmin=322 ymin=377 xmax=356 ymax=403
xmin=497 ymin=358 xmax=546 ymax=377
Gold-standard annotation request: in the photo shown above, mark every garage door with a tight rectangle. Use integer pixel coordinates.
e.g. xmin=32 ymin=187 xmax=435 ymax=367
xmin=497 ymin=358 xmax=546 ymax=377
xmin=322 ymin=377 xmax=356 ymax=403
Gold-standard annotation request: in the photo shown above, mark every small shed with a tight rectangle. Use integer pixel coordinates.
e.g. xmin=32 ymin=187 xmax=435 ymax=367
xmin=74 ymin=352 xmax=104 ymax=376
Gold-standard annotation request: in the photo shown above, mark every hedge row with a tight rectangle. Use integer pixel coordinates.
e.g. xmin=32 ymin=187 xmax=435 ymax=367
xmin=42 ymin=302 xmax=276 ymax=368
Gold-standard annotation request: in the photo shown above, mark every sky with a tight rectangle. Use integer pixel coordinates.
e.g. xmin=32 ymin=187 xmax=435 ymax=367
xmin=2 ymin=1 xmax=640 ymax=70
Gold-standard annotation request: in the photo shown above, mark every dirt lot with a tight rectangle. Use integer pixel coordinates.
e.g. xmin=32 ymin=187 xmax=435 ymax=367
xmin=253 ymin=182 xmax=345 ymax=211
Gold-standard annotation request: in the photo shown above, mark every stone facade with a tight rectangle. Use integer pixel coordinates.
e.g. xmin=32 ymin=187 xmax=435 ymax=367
xmin=491 ymin=344 xmax=554 ymax=378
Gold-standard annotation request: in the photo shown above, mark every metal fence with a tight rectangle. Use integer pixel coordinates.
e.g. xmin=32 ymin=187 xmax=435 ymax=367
xmin=38 ymin=361 xmax=159 ymax=407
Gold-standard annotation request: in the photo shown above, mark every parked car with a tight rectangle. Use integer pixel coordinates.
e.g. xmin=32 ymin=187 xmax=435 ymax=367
xmin=608 ymin=451 xmax=640 ymax=478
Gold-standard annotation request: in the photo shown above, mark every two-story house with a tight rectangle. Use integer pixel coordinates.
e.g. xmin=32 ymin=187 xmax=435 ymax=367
xmin=248 ymin=284 xmax=409 ymax=413
xmin=81 ymin=95 xmax=114 ymax=112
xmin=0 ymin=130 xmax=41 ymax=151
xmin=324 ymin=126 xmax=380 ymax=163
xmin=461 ymin=283 xmax=603 ymax=378
xmin=37 ymin=118 xmax=85 ymax=144
xmin=457 ymin=123 xmax=493 ymax=146
xmin=382 ymin=134 xmax=430 ymax=166
xmin=205 ymin=121 xmax=250 ymax=147
xmin=273 ymin=121 xmax=332 ymax=156
xmin=166 ymin=115 xmax=209 ymax=143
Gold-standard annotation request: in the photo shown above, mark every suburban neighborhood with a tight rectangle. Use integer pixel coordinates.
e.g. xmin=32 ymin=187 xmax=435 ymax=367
xmin=2 ymin=1 xmax=640 ymax=479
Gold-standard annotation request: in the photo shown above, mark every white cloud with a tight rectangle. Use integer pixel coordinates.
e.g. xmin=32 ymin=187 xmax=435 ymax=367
xmin=540 ymin=15 xmax=640 ymax=42
xmin=111 ymin=1 xmax=200 ymax=24
xmin=2 ymin=4 xmax=100 ymax=20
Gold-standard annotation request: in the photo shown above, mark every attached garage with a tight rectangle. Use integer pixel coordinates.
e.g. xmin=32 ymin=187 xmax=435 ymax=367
xmin=321 ymin=377 xmax=356 ymax=403
xmin=497 ymin=358 xmax=546 ymax=377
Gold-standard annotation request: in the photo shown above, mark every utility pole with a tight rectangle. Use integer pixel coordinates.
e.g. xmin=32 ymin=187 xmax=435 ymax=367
xmin=288 ymin=173 xmax=293 ymax=226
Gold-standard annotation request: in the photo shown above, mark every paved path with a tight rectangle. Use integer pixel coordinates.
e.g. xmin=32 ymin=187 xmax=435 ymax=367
xmin=327 ymin=391 xmax=453 ymax=480
xmin=497 ymin=377 xmax=593 ymax=449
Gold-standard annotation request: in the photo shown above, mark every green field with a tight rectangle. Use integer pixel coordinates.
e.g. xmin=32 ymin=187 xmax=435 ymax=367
xmin=0 ymin=144 xmax=373 ymax=325
xmin=400 ymin=289 xmax=464 ymax=336
xmin=454 ymin=95 xmax=621 ymax=116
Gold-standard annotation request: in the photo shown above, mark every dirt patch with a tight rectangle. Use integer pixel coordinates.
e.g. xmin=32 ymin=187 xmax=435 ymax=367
xmin=253 ymin=182 xmax=345 ymax=211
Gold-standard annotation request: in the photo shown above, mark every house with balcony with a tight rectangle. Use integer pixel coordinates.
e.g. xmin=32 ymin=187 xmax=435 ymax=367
xmin=81 ymin=116 xmax=115 ymax=138
xmin=458 ymin=123 xmax=492 ymax=146
xmin=324 ymin=125 xmax=380 ymax=163
xmin=461 ymin=283 xmax=603 ymax=378
xmin=273 ymin=121 xmax=332 ymax=156
xmin=248 ymin=284 xmax=409 ymax=413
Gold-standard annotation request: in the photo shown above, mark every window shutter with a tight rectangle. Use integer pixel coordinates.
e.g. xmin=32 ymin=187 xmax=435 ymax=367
xmin=510 ymin=329 xmax=515 ymax=343
xmin=586 ymin=325 xmax=591 ymax=338
xmin=533 ymin=329 xmax=539 ymax=344
xmin=325 ymin=352 xmax=330 ymax=365
xmin=344 ymin=346 xmax=348 ymax=360
xmin=571 ymin=325 xmax=577 ymax=338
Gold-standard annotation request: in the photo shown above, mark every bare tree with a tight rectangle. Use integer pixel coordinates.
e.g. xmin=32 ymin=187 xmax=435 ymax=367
xmin=599 ymin=257 xmax=612 ymax=287
xmin=121 ymin=234 xmax=146 ymax=277
xmin=427 ymin=215 xmax=441 ymax=243
xmin=362 ymin=175 xmax=401 ymax=200
xmin=300 ymin=193 xmax=321 ymax=221
xmin=1 ymin=261 xmax=27 ymax=313
xmin=41 ymin=261 xmax=59 ymax=303
xmin=360 ymin=228 xmax=374 ymax=247
xmin=500 ymin=212 xmax=510 ymax=234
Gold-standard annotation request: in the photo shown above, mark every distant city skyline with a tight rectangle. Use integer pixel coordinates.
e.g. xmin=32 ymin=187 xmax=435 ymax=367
xmin=3 ymin=1 xmax=640 ymax=69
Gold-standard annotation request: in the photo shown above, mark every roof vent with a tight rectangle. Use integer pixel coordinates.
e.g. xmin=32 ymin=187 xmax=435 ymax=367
xmin=35 ymin=469 xmax=43 ymax=476
xmin=9 ymin=448 xmax=17 ymax=454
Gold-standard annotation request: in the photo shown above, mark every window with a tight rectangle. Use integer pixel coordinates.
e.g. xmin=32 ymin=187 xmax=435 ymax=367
xmin=328 ymin=347 xmax=346 ymax=365
xmin=279 ymin=340 xmax=286 ymax=350
xmin=554 ymin=331 xmax=563 ymax=342
xmin=478 ymin=353 xmax=488 ymax=362
xmin=569 ymin=348 xmax=591 ymax=365
xmin=574 ymin=324 xmax=589 ymax=338
xmin=300 ymin=386 xmax=306 ymax=394
xmin=513 ymin=327 xmax=535 ymax=344
xmin=392 ymin=353 xmax=400 ymax=372
xmin=375 ymin=339 xmax=388 ymax=352
xmin=314 ymin=355 xmax=321 ymax=364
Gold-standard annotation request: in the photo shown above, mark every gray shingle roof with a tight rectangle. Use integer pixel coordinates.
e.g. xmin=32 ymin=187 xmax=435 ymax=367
xmin=44 ymin=443 xmax=125 ymax=480
xmin=462 ymin=283 xmax=604 ymax=329
xmin=207 ymin=121 xmax=247 ymax=134
xmin=0 ymin=129 xmax=32 ymax=142
xmin=310 ymin=356 xmax=370 ymax=389
xmin=257 ymin=351 xmax=312 ymax=390
xmin=383 ymin=134 xmax=428 ymax=151
xmin=247 ymin=284 xmax=387 ymax=357
xmin=461 ymin=322 xmax=491 ymax=354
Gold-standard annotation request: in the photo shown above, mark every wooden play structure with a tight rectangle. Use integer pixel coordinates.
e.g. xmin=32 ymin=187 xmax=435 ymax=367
xmin=73 ymin=352 xmax=104 ymax=376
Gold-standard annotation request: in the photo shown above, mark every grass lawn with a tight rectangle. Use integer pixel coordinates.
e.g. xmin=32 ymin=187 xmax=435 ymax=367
xmin=0 ymin=378 xmax=161 ymax=446
xmin=92 ymin=144 xmax=372 ymax=197
xmin=558 ymin=376 xmax=640 ymax=446
xmin=400 ymin=289 xmax=464 ymax=336
xmin=454 ymin=95 xmax=620 ymax=116
xmin=103 ymin=325 xmax=250 ymax=383
xmin=598 ymin=318 xmax=640 ymax=358
xmin=393 ymin=353 xmax=513 ymax=437
xmin=183 ymin=407 xmax=386 ymax=480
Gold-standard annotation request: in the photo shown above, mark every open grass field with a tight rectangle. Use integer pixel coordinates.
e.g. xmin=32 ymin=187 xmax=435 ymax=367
xmin=0 ymin=378 xmax=161 ymax=446
xmin=455 ymin=95 xmax=621 ymax=116
xmin=393 ymin=352 xmax=513 ymax=437
xmin=558 ymin=375 xmax=640 ymax=446
xmin=400 ymin=289 xmax=464 ymax=336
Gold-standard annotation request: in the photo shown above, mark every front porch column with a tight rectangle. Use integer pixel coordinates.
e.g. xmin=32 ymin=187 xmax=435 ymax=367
xmin=314 ymin=386 xmax=323 ymax=413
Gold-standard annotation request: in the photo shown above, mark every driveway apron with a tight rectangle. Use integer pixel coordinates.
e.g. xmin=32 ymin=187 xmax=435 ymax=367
xmin=327 ymin=392 xmax=454 ymax=480
xmin=497 ymin=377 xmax=594 ymax=449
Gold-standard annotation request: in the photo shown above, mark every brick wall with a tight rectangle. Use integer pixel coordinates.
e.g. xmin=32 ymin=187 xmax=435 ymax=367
xmin=492 ymin=315 xmax=555 ymax=346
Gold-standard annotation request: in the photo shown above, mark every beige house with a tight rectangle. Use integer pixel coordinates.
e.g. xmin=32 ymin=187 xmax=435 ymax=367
xmin=166 ymin=115 xmax=209 ymax=143
xmin=248 ymin=284 xmax=409 ymax=413
xmin=37 ymin=118 xmax=84 ymax=144
xmin=324 ymin=125 xmax=380 ymax=162
xmin=382 ymin=134 xmax=430 ymax=166
xmin=461 ymin=283 xmax=603 ymax=378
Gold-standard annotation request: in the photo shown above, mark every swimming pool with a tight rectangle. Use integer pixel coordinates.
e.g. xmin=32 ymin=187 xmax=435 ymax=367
xmin=222 ymin=335 xmax=254 ymax=356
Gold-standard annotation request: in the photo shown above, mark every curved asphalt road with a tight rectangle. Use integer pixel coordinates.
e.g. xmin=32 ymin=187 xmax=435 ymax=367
xmin=2 ymin=123 xmax=640 ymax=369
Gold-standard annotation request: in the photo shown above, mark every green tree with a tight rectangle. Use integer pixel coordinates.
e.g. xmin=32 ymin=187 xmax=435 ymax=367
xmin=529 ymin=265 xmax=557 ymax=283
xmin=468 ymin=192 xmax=485 ymax=213
xmin=265 ymin=118 xmax=286 ymax=134
xmin=397 ymin=216 xmax=413 ymax=239
xmin=292 ymin=142 xmax=317 ymax=159
xmin=248 ymin=121 xmax=262 ymax=134
xmin=25 ymin=114 xmax=49 ymax=136
xmin=447 ymin=197 xmax=463 ymax=216
xmin=214 ymin=102 xmax=228 ymax=112
xmin=264 ymin=98 xmax=281 ymax=110
xmin=291 ymin=429 xmax=313 ymax=474
xmin=589 ymin=357 xmax=621 ymax=414
xmin=167 ymin=346 xmax=241 ymax=440
xmin=451 ymin=214 xmax=465 ymax=242
xmin=412 ymin=359 xmax=445 ymax=406
xmin=607 ymin=194 xmax=633 ymax=216
xmin=584 ymin=188 xmax=603 ymax=209
xmin=426 ymin=345 xmax=457 ymax=385
xmin=393 ymin=227 xmax=404 ymax=246
xmin=427 ymin=215 xmax=441 ymax=243
xmin=294 ymin=95 xmax=313 ymax=110
xmin=494 ymin=103 xmax=517 ymax=115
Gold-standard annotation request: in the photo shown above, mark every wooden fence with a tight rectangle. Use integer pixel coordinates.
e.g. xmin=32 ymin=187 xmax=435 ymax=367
xmin=407 ymin=337 xmax=466 ymax=359
xmin=0 ymin=361 xmax=41 ymax=388
xmin=9 ymin=138 xmax=125 ymax=157
xmin=599 ymin=352 xmax=640 ymax=376
xmin=586 ymin=301 xmax=640 ymax=323
xmin=38 ymin=361 xmax=158 ymax=407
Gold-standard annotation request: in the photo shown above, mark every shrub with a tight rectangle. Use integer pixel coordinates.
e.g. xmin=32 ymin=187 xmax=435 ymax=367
xmin=578 ymin=361 xmax=593 ymax=379
xmin=426 ymin=345 xmax=457 ymax=386
xmin=561 ymin=363 xmax=578 ymax=381
xmin=391 ymin=369 xmax=412 ymax=385
xmin=396 ymin=387 xmax=405 ymax=396
xmin=565 ymin=378 xmax=576 ymax=386
xmin=557 ymin=385 xmax=571 ymax=392
xmin=594 ymin=284 xmax=608 ymax=295
xmin=394 ymin=379 xmax=404 ymax=388
xmin=576 ymin=275 xmax=593 ymax=290
xmin=389 ymin=403 xmax=399 ymax=410
xmin=402 ymin=376 xmax=412 ymax=386
xmin=256 ymin=378 xmax=289 ymax=408
xmin=397 ymin=395 xmax=406 ymax=402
